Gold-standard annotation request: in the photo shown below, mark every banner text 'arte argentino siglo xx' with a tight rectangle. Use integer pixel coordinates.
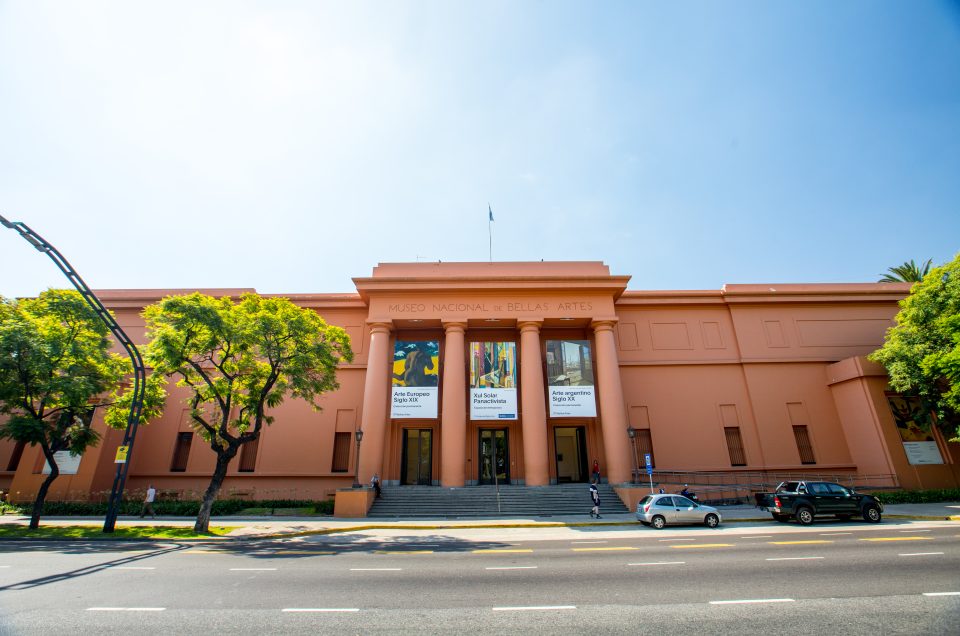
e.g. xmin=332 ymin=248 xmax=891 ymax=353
xmin=391 ymin=341 xmax=440 ymax=418
xmin=546 ymin=340 xmax=597 ymax=417
xmin=469 ymin=341 xmax=517 ymax=420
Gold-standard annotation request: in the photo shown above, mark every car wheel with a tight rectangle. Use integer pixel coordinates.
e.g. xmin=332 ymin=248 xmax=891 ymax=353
xmin=862 ymin=505 xmax=882 ymax=523
xmin=773 ymin=513 xmax=789 ymax=523
xmin=796 ymin=507 xmax=815 ymax=526
xmin=704 ymin=513 xmax=720 ymax=528
xmin=651 ymin=515 xmax=666 ymax=529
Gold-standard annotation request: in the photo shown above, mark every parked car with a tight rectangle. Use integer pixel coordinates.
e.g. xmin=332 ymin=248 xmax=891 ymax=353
xmin=753 ymin=481 xmax=883 ymax=525
xmin=636 ymin=493 xmax=722 ymax=529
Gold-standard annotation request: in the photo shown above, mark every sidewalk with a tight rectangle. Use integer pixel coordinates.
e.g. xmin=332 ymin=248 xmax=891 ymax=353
xmin=2 ymin=501 xmax=958 ymax=540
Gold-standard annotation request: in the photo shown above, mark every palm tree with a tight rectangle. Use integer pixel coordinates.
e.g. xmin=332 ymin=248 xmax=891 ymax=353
xmin=879 ymin=259 xmax=933 ymax=283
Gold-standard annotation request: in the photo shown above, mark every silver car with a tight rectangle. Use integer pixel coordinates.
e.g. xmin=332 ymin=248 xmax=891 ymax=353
xmin=636 ymin=494 xmax=722 ymax=529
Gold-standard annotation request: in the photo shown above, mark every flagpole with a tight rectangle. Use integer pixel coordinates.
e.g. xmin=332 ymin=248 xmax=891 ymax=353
xmin=488 ymin=204 xmax=493 ymax=262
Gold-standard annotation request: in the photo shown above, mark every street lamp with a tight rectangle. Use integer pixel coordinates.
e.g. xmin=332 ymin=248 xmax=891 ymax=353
xmin=626 ymin=426 xmax=638 ymax=485
xmin=352 ymin=429 xmax=364 ymax=488
xmin=0 ymin=214 xmax=145 ymax=533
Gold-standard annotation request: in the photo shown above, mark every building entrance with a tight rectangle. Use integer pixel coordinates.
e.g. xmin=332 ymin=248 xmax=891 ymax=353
xmin=401 ymin=429 xmax=433 ymax=485
xmin=478 ymin=429 xmax=510 ymax=485
xmin=554 ymin=426 xmax=588 ymax=483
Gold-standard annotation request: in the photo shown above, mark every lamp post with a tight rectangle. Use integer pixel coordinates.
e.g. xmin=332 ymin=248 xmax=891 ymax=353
xmin=626 ymin=426 xmax=638 ymax=485
xmin=0 ymin=214 xmax=145 ymax=533
xmin=352 ymin=429 xmax=364 ymax=488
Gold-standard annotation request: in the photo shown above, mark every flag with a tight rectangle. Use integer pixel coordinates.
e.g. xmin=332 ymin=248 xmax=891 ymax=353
xmin=488 ymin=205 xmax=494 ymax=222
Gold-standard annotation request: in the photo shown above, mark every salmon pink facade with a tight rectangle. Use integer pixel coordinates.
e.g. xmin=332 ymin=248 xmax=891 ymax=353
xmin=2 ymin=262 xmax=958 ymax=506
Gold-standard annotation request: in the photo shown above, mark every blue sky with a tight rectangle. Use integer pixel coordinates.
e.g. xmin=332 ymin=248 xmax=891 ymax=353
xmin=1 ymin=1 xmax=958 ymax=297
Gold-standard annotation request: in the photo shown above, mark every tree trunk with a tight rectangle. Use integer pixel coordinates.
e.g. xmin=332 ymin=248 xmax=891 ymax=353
xmin=30 ymin=462 xmax=59 ymax=530
xmin=194 ymin=450 xmax=235 ymax=533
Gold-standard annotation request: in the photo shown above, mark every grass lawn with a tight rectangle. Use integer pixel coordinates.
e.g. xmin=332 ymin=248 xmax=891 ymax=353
xmin=0 ymin=524 xmax=238 ymax=540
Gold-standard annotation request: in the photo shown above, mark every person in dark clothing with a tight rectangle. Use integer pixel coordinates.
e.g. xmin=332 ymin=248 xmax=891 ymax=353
xmin=589 ymin=481 xmax=601 ymax=518
xmin=371 ymin=473 xmax=382 ymax=498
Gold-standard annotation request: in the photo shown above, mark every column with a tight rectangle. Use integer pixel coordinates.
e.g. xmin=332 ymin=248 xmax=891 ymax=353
xmin=440 ymin=321 xmax=467 ymax=487
xmin=592 ymin=319 xmax=632 ymax=485
xmin=519 ymin=320 xmax=549 ymax=486
xmin=358 ymin=321 xmax=392 ymax=485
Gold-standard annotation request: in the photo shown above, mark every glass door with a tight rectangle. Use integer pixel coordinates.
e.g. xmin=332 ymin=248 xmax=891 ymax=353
xmin=478 ymin=429 xmax=510 ymax=485
xmin=401 ymin=429 xmax=433 ymax=485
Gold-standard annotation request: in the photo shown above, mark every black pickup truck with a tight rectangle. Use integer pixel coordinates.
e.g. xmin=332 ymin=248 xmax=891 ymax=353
xmin=754 ymin=481 xmax=883 ymax=525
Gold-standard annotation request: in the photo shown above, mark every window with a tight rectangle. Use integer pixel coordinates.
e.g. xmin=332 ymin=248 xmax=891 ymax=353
xmin=238 ymin=437 xmax=259 ymax=472
xmin=170 ymin=432 xmax=193 ymax=472
xmin=5 ymin=440 xmax=26 ymax=472
xmin=655 ymin=497 xmax=675 ymax=507
xmin=331 ymin=432 xmax=351 ymax=473
xmin=793 ymin=425 xmax=816 ymax=464
xmin=636 ymin=429 xmax=655 ymax=468
xmin=724 ymin=427 xmax=747 ymax=466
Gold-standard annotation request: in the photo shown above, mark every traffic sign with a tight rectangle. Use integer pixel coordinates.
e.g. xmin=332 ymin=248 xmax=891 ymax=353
xmin=114 ymin=445 xmax=129 ymax=464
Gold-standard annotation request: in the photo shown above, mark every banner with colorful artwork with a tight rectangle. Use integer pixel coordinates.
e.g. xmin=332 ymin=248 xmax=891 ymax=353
xmin=887 ymin=395 xmax=944 ymax=465
xmin=391 ymin=341 xmax=440 ymax=419
xmin=546 ymin=340 xmax=597 ymax=417
xmin=469 ymin=341 xmax=517 ymax=420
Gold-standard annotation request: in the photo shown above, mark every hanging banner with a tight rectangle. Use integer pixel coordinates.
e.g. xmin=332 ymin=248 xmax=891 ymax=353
xmin=391 ymin=341 xmax=440 ymax=419
xmin=546 ymin=340 xmax=597 ymax=417
xmin=888 ymin=396 xmax=944 ymax=465
xmin=42 ymin=450 xmax=82 ymax=475
xmin=470 ymin=341 xmax=517 ymax=420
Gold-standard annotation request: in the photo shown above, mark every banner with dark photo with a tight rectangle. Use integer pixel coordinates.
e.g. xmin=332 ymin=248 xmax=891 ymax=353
xmin=887 ymin=395 xmax=943 ymax=464
xmin=469 ymin=341 xmax=517 ymax=420
xmin=546 ymin=340 xmax=597 ymax=417
xmin=391 ymin=340 xmax=440 ymax=419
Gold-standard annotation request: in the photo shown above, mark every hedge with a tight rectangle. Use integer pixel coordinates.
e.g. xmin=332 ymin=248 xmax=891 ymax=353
xmin=871 ymin=488 xmax=960 ymax=505
xmin=3 ymin=498 xmax=334 ymax=517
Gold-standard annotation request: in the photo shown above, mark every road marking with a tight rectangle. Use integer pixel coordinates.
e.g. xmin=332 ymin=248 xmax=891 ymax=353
xmin=922 ymin=592 xmax=960 ymax=597
xmin=860 ymin=537 xmax=934 ymax=542
xmin=183 ymin=549 xmax=229 ymax=554
xmin=350 ymin=568 xmax=402 ymax=571
xmin=660 ymin=538 xmax=695 ymax=542
xmin=0 ymin=565 xmax=11 ymax=568
xmin=766 ymin=557 xmax=825 ymax=561
xmin=374 ymin=550 xmax=433 ymax=555
xmin=229 ymin=568 xmax=277 ymax=571
xmin=902 ymin=529 xmax=931 ymax=533
xmin=282 ymin=608 xmax=360 ymax=613
xmin=572 ymin=547 xmax=638 ymax=552
xmin=472 ymin=549 xmax=533 ymax=554
xmin=670 ymin=544 xmax=733 ymax=549
xmin=900 ymin=552 xmax=944 ymax=557
xmin=270 ymin=550 xmax=336 ymax=555
xmin=629 ymin=561 xmax=686 ymax=566
xmin=571 ymin=540 xmax=607 ymax=544
xmin=492 ymin=605 xmax=576 ymax=611
xmin=819 ymin=532 xmax=852 ymax=536
xmin=737 ymin=536 xmax=772 ymax=539
xmin=486 ymin=566 xmax=538 ymax=570
xmin=111 ymin=567 xmax=156 ymax=570
xmin=769 ymin=540 xmax=832 ymax=545
xmin=710 ymin=599 xmax=795 ymax=605
xmin=87 ymin=607 xmax=166 ymax=612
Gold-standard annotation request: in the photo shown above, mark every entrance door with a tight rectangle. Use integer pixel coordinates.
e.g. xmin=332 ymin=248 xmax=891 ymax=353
xmin=478 ymin=429 xmax=510 ymax=485
xmin=401 ymin=429 xmax=433 ymax=485
xmin=554 ymin=426 xmax=588 ymax=483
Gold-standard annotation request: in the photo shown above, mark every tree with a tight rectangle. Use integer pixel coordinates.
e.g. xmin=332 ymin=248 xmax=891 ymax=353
xmin=869 ymin=254 xmax=960 ymax=440
xmin=0 ymin=290 xmax=165 ymax=529
xmin=879 ymin=259 xmax=933 ymax=283
xmin=144 ymin=292 xmax=353 ymax=533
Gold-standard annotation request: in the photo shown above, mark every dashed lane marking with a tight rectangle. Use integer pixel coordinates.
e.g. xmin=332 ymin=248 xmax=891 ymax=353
xmin=769 ymin=540 xmax=833 ymax=545
xmin=472 ymin=549 xmax=533 ymax=554
xmin=900 ymin=552 xmax=945 ymax=557
xmin=860 ymin=537 xmax=934 ymax=542
xmin=229 ymin=568 xmax=277 ymax=571
xmin=736 ymin=536 xmax=772 ymax=539
xmin=492 ymin=605 xmax=576 ymax=611
xmin=374 ymin=550 xmax=434 ymax=555
xmin=765 ymin=557 xmax=825 ymax=561
xmin=922 ymin=592 xmax=960 ymax=597
xmin=670 ymin=544 xmax=734 ymax=549
xmin=111 ymin=567 xmax=156 ymax=570
xmin=629 ymin=561 xmax=686 ymax=566
xmin=350 ymin=568 xmax=402 ymax=571
xmin=267 ymin=550 xmax=336 ymax=555
xmin=87 ymin=608 xmax=166 ymax=612
xmin=572 ymin=547 xmax=638 ymax=552
xmin=819 ymin=532 xmax=852 ymax=536
xmin=710 ymin=599 xmax=794 ymax=605
xmin=571 ymin=541 xmax=607 ymax=544
xmin=486 ymin=566 xmax=538 ymax=570
xmin=282 ymin=608 xmax=359 ymax=613
xmin=660 ymin=538 xmax=695 ymax=542
xmin=902 ymin=529 xmax=931 ymax=533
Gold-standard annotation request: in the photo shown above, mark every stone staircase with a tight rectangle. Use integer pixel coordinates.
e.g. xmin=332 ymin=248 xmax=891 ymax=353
xmin=367 ymin=483 xmax=630 ymax=518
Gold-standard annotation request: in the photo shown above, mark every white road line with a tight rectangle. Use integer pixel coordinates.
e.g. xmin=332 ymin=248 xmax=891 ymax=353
xmin=765 ymin=557 xmax=825 ymax=561
xmin=486 ymin=566 xmax=538 ymax=570
xmin=0 ymin=565 xmax=11 ymax=568
xmin=111 ymin=567 xmax=156 ymax=570
xmin=900 ymin=552 xmax=944 ymax=557
xmin=710 ymin=599 xmax=795 ymax=605
xmin=570 ymin=541 xmax=607 ymax=544
xmin=902 ymin=529 xmax=931 ymax=533
xmin=350 ymin=568 xmax=402 ymax=571
xmin=629 ymin=561 xmax=686 ymax=566
xmin=923 ymin=592 xmax=960 ymax=597
xmin=87 ymin=607 xmax=166 ymax=612
xmin=819 ymin=532 xmax=852 ymax=536
xmin=282 ymin=608 xmax=360 ymax=613
xmin=660 ymin=538 xmax=695 ymax=542
xmin=229 ymin=568 xmax=278 ymax=571
xmin=737 ymin=536 xmax=772 ymax=539
xmin=492 ymin=605 xmax=576 ymax=611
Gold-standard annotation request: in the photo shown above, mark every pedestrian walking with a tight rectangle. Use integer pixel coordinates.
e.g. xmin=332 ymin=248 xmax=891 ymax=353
xmin=589 ymin=480 xmax=601 ymax=518
xmin=139 ymin=484 xmax=157 ymax=519
xmin=371 ymin=472 xmax=382 ymax=498
xmin=592 ymin=459 xmax=601 ymax=484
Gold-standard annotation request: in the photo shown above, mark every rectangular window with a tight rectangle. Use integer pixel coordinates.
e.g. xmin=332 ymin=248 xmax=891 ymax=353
xmin=724 ymin=427 xmax=747 ymax=466
xmin=793 ymin=425 xmax=816 ymax=464
xmin=170 ymin=432 xmax=193 ymax=472
xmin=6 ymin=440 xmax=26 ymax=472
xmin=331 ymin=432 xmax=351 ymax=473
xmin=636 ymin=429 xmax=655 ymax=469
xmin=238 ymin=437 xmax=259 ymax=472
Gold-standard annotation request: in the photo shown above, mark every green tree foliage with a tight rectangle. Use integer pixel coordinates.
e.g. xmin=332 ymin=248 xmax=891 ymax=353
xmin=870 ymin=254 xmax=960 ymax=440
xmin=144 ymin=292 xmax=353 ymax=532
xmin=0 ymin=289 xmax=166 ymax=529
xmin=878 ymin=258 xmax=933 ymax=283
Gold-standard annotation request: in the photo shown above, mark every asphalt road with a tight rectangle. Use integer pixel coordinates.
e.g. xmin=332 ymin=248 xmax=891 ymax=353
xmin=1 ymin=521 xmax=958 ymax=635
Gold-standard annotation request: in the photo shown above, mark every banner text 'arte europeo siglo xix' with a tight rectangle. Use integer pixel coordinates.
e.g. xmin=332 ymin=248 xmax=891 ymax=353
xmin=391 ymin=341 xmax=440 ymax=418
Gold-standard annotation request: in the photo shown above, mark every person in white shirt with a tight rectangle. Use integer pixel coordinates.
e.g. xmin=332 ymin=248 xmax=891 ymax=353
xmin=140 ymin=484 xmax=157 ymax=519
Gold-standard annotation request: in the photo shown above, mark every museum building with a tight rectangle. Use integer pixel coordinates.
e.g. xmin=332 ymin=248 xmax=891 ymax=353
xmin=2 ymin=261 xmax=959 ymax=509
